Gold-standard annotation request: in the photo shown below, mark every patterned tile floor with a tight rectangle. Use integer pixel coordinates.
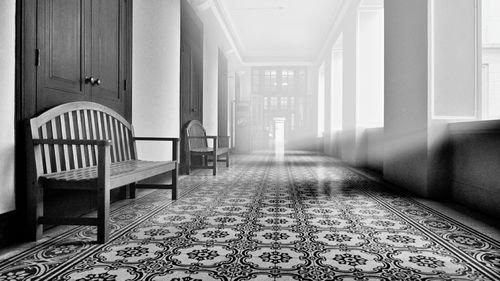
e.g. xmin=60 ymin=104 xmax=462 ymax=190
xmin=1 ymin=151 xmax=500 ymax=280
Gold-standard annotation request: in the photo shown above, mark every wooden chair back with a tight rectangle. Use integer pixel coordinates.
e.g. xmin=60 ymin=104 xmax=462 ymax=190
xmin=185 ymin=120 xmax=208 ymax=150
xmin=28 ymin=102 xmax=137 ymax=176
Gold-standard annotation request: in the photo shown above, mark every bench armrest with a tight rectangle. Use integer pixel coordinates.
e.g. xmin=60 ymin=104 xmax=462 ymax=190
xmin=133 ymin=137 xmax=179 ymax=161
xmin=133 ymin=137 xmax=180 ymax=142
xmin=32 ymin=139 xmax=112 ymax=146
xmin=188 ymin=136 xmax=217 ymax=139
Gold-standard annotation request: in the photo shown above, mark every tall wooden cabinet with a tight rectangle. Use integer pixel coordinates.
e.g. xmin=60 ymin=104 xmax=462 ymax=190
xmin=35 ymin=0 xmax=131 ymax=117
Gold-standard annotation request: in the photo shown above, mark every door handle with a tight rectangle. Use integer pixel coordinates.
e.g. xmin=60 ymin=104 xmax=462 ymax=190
xmin=84 ymin=76 xmax=101 ymax=86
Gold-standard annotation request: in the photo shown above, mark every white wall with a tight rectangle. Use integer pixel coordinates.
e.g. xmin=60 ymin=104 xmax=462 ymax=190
xmin=431 ymin=0 xmax=476 ymax=118
xmin=384 ymin=0 xmax=429 ymax=196
xmin=203 ymin=35 xmax=219 ymax=136
xmin=0 ymin=0 xmax=16 ymax=214
xmin=132 ymin=0 xmax=181 ymax=161
xmin=340 ymin=6 xmax=359 ymax=165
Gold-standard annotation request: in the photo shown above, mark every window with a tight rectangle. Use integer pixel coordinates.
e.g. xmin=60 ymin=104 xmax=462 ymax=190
xmin=331 ymin=34 xmax=343 ymax=131
xmin=318 ymin=62 xmax=325 ymax=137
xmin=481 ymin=0 xmax=500 ymax=119
xmin=281 ymin=70 xmax=295 ymax=89
xmin=264 ymin=70 xmax=277 ymax=92
xmin=270 ymin=97 xmax=278 ymax=110
xmin=356 ymin=1 xmax=384 ymax=128
xmin=280 ymin=97 xmax=288 ymax=110
xmin=251 ymin=67 xmax=307 ymax=94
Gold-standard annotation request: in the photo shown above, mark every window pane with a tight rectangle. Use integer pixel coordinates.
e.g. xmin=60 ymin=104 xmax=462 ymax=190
xmin=482 ymin=0 xmax=500 ymax=119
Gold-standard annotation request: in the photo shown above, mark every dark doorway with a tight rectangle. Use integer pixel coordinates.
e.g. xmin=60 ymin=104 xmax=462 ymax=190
xmin=179 ymin=0 xmax=203 ymax=174
xmin=218 ymin=49 xmax=228 ymax=145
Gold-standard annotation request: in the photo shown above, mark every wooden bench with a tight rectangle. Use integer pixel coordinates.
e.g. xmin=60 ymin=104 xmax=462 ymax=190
xmin=184 ymin=120 xmax=230 ymax=175
xmin=26 ymin=102 xmax=179 ymax=244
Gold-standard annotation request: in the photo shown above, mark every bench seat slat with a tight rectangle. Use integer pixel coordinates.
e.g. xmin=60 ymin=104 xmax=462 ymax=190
xmin=40 ymin=160 xmax=176 ymax=189
xmin=191 ymin=147 xmax=229 ymax=155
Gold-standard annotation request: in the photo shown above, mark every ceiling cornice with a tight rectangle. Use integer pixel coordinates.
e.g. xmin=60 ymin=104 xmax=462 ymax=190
xmin=212 ymin=0 xmax=246 ymax=55
xmin=197 ymin=0 xmax=358 ymax=66
xmin=209 ymin=0 xmax=319 ymax=65
xmin=315 ymin=0 xmax=361 ymax=65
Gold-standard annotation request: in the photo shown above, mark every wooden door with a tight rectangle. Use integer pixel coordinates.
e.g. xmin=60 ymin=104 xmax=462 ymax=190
xmin=180 ymin=0 xmax=203 ymax=174
xmin=35 ymin=0 xmax=129 ymax=117
xmin=36 ymin=0 xmax=90 ymax=113
xmin=89 ymin=0 xmax=127 ymax=116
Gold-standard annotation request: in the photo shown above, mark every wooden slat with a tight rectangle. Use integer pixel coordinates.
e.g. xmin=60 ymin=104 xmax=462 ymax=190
xmin=106 ymin=115 xmax=116 ymax=163
xmin=68 ymin=111 xmax=80 ymax=169
xmin=60 ymin=114 xmax=71 ymax=170
xmin=76 ymin=110 xmax=87 ymax=167
xmin=119 ymin=122 xmax=128 ymax=160
xmin=115 ymin=118 xmax=124 ymax=162
xmin=96 ymin=110 xmax=104 ymax=142
xmin=40 ymin=124 xmax=52 ymax=174
xmin=113 ymin=117 xmax=121 ymax=162
xmin=83 ymin=110 xmax=94 ymax=166
xmin=122 ymin=124 xmax=131 ymax=160
xmin=50 ymin=119 xmax=62 ymax=172
xmin=90 ymin=110 xmax=98 ymax=164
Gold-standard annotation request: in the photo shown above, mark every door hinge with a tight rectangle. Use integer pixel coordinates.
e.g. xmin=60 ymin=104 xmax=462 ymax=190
xmin=35 ymin=49 xmax=40 ymax=66
xmin=123 ymin=80 xmax=127 ymax=91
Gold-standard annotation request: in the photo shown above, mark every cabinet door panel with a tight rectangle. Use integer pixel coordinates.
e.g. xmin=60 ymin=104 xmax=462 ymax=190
xmin=37 ymin=0 xmax=89 ymax=113
xmin=90 ymin=0 xmax=125 ymax=116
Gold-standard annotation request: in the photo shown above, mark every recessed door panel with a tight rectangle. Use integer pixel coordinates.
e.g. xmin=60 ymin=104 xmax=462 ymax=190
xmin=37 ymin=0 xmax=88 ymax=112
xmin=90 ymin=0 xmax=125 ymax=116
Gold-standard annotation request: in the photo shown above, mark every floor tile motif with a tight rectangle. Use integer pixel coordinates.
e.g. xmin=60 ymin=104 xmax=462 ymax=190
xmin=0 ymin=152 xmax=499 ymax=280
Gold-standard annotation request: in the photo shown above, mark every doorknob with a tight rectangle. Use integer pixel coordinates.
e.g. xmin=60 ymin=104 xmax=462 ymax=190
xmin=84 ymin=76 xmax=101 ymax=86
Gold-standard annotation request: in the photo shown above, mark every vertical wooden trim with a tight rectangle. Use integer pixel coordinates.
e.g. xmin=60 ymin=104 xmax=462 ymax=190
xmin=130 ymin=125 xmax=138 ymax=160
xmin=125 ymin=0 xmax=133 ymax=122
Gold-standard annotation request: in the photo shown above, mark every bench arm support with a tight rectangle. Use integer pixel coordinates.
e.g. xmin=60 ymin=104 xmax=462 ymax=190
xmin=133 ymin=137 xmax=180 ymax=161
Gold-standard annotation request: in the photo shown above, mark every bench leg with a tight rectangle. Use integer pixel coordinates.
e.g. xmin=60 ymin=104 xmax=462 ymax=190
xmin=186 ymin=153 xmax=191 ymax=175
xmin=97 ymin=187 xmax=110 ymax=244
xmin=27 ymin=183 xmax=44 ymax=241
xmin=172 ymin=164 xmax=178 ymax=200
xmin=226 ymin=153 xmax=230 ymax=167
xmin=213 ymin=154 xmax=217 ymax=176
xmin=128 ymin=183 xmax=136 ymax=199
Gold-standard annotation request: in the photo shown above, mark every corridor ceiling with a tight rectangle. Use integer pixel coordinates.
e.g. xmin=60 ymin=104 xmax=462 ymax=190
xmin=217 ymin=0 xmax=344 ymax=63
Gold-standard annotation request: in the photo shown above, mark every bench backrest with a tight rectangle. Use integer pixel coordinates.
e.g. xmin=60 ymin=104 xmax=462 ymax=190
xmin=185 ymin=120 xmax=207 ymax=150
xmin=28 ymin=102 xmax=137 ymax=175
